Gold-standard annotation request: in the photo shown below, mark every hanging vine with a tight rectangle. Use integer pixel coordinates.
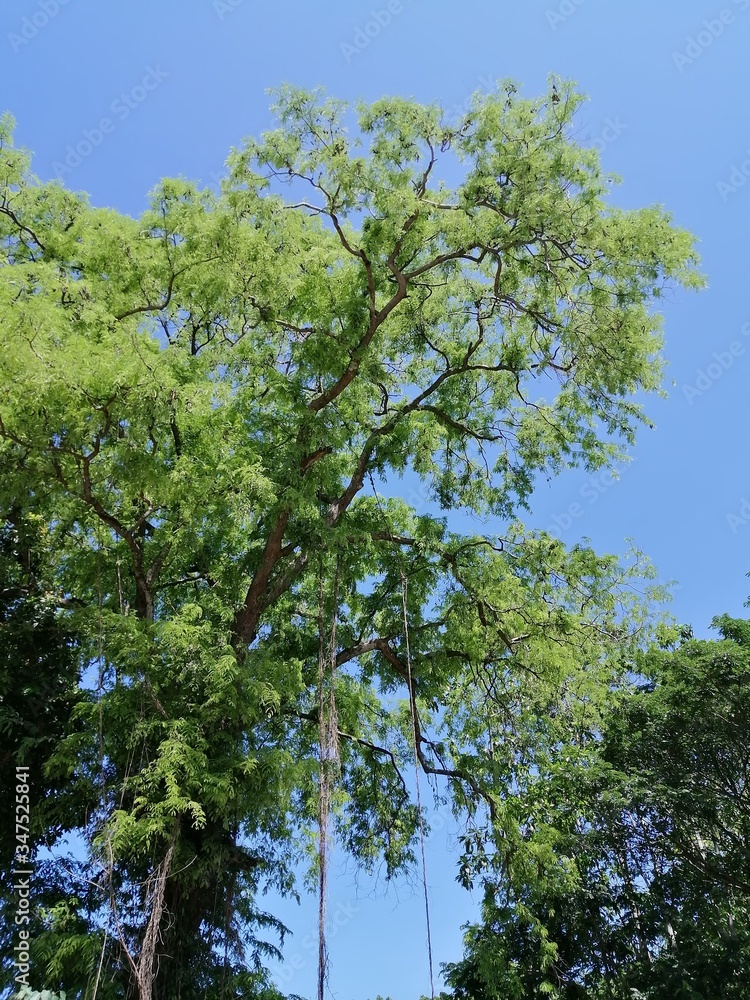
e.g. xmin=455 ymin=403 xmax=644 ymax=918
xmin=317 ymin=554 xmax=341 ymax=1000
xmin=400 ymin=569 xmax=436 ymax=1000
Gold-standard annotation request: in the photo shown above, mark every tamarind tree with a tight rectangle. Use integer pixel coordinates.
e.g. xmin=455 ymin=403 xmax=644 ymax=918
xmin=0 ymin=80 xmax=701 ymax=999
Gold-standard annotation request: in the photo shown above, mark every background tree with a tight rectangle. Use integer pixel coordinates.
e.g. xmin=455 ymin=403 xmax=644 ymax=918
xmin=441 ymin=615 xmax=750 ymax=999
xmin=0 ymin=79 xmax=701 ymax=998
xmin=0 ymin=509 xmax=87 ymax=994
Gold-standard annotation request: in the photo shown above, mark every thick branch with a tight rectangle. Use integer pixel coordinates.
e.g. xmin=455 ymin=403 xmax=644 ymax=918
xmin=233 ymin=510 xmax=290 ymax=646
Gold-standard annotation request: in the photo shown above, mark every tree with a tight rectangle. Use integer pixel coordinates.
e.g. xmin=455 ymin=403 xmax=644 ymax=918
xmin=0 ymin=510 xmax=87 ymax=995
xmin=441 ymin=616 xmax=750 ymax=999
xmin=0 ymin=79 xmax=701 ymax=997
xmin=0 ymin=511 xmax=82 ymax=863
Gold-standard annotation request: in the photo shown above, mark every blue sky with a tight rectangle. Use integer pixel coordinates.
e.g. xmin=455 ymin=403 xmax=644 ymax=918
xmin=2 ymin=1 xmax=750 ymax=997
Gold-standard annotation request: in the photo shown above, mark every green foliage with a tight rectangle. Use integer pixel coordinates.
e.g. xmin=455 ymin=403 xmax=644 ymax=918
xmin=442 ymin=617 xmax=750 ymax=998
xmin=14 ymin=988 xmax=67 ymax=1000
xmin=0 ymin=512 xmax=83 ymax=839
xmin=0 ymin=81 xmax=701 ymax=997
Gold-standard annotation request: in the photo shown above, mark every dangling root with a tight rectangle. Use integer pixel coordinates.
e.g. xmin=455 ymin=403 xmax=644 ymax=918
xmin=400 ymin=570 xmax=436 ymax=1000
xmin=135 ymin=820 xmax=179 ymax=1000
xmin=317 ymin=557 xmax=340 ymax=1000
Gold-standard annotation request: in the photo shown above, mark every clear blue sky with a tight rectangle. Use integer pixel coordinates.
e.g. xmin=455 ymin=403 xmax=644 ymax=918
xmin=3 ymin=1 xmax=750 ymax=997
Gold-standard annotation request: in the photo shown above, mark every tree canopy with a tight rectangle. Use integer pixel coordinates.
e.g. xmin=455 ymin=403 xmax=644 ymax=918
xmin=0 ymin=81 xmax=703 ymax=999
xmin=441 ymin=615 xmax=750 ymax=999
